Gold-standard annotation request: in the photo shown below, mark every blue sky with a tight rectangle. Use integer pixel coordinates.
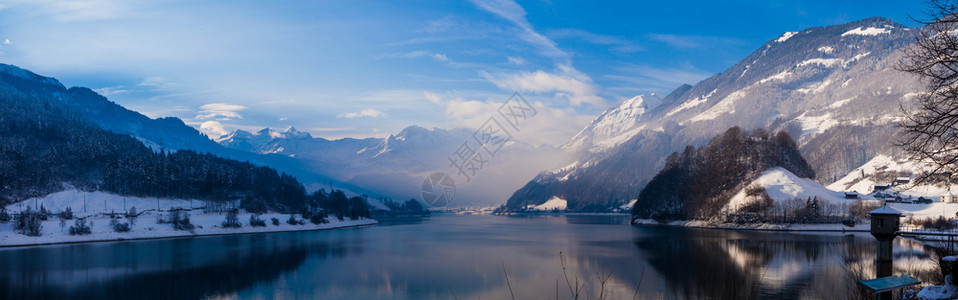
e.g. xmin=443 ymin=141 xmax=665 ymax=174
xmin=0 ymin=0 xmax=921 ymax=145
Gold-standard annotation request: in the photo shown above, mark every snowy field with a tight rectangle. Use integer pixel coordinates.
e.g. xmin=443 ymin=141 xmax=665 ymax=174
xmin=0 ymin=190 xmax=378 ymax=247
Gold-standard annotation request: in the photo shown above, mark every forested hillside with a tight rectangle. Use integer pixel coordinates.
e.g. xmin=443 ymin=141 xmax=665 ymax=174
xmin=631 ymin=127 xmax=814 ymax=220
xmin=0 ymin=66 xmax=308 ymax=212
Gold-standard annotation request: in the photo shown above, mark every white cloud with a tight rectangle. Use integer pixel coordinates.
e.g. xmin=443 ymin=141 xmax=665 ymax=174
xmin=387 ymin=50 xmax=450 ymax=62
xmin=470 ymin=0 xmax=567 ymax=61
xmin=278 ymin=117 xmax=289 ymax=121
xmin=507 ymin=56 xmax=524 ymax=65
xmin=5 ymin=0 xmax=143 ymax=22
xmin=3 ymin=39 xmax=9 ymax=45
xmin=482 ymin=65 xmax=605 ymax=107
xmin=338 ymin=108 xmax=386 ymax=119
xmin=425 ymin=91 xmax=593 ymax=146
xmin=93 ymin=85 xmax=128 ymax=96
xmin=199 ymin=121 xmax=229 ymax=138
xmin=196 ymin=102 xmax=247 ymax=120
xmin=138 ymin=76 xmax=177 ymax=89
xmin=605 ymin=63 xmax=714 ymax=92
xmin=548 ymin=28 xmax=643 ymax=53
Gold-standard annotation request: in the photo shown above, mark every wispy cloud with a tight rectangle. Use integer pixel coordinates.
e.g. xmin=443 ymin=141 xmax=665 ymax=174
xmin=647 ymin=33 xmax=746 ymax=50
xmin=469 ymin=0 xmax=606 ymax=107
xmin=385 ymin=50 xmax=450 ymax=62
xmin=605 ymin=63 xmax=714 ymax=92
xmin=482 ymin=65 xmax=604 ymax=107
xmin=196 ymin=103 xmax=247 ymax=120
xmin=548 ymin=28 xmax=644 ymax=53
xmin=4 ymin=0 xmax=144 ymax=22
xmin=469 ymin=0 xmax=567 ymax=61
xmin=93 ymin=85 xmax=129 ymax=96
xmin=138 ymin=76 xmax=178 ymax=89
xmin=338 ymin=108 xmax=386 ymax=119
xmin=507 ymin=56 xmax=524 ymax=65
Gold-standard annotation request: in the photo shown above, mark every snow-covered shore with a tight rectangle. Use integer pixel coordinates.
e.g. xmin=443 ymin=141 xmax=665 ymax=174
xmin=0 ymin=211 xmax=378 ymax=247
xmin=631 ymin=218 xmax=871 ymax=232
xmin=0 ymin=189 xmax=378 ymax=247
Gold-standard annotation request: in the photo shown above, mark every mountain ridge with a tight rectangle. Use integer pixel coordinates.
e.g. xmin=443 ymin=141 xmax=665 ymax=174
xmin=506 ymin=16 xmax=919 ymax=211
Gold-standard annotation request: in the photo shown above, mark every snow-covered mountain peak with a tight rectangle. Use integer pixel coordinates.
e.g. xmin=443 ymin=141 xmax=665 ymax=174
xmin=563 ymin=93 xmax=662 ymax=153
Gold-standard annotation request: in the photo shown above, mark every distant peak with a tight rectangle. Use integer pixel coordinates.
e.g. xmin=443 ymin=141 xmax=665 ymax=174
xmin=284 ymin=126 xmax=298 ymax=133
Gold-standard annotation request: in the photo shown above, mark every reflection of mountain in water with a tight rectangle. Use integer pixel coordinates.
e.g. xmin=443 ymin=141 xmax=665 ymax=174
xmin=0 ymin=233 xmax=365 ymax=300
xmin=632 ymin=228 xmax=936 ymax=300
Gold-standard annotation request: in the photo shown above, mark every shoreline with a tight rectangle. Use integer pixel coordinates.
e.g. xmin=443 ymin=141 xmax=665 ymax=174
xmin=0 ymin=221 xmax=378 ymax=249
xmin=630 ymin=218 xmax=872 ymax=233
xmin=0 ymin=212 xmax=379 ymax=248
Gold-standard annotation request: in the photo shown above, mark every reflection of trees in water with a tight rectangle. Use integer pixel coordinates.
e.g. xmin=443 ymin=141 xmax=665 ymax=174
xmin=0 ymin=233 xmax=363 ymax=300
xmin=631 ymin=229 xmax=938 ymax=300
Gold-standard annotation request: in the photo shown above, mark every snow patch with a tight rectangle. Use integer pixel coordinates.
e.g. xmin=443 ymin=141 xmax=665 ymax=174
xmin=530 ymin=196 xmax=567 ymax=211
xmin=796 ymin=79 xmax=833 ymax=94
xmin=794 ymin=111 xmax=839 ymax=136
xmin=759 ymin=70 xmax=792 ymax=84
xmin=817 ymin=46 xmax=835 ymax=54
xmin=797 ymin=58 xmax=842 ymax=68
xmin=666 ymin=90 xmax=715 ymax=117
xmin=828 ymin=97 xmax=855 ymax=109
xmin=690 ymin=90 xmax=745 ymax=122
xmin=842 ymin=27 xmax=891 ymax=36
xmin=775 ymin=32 xmax=798 ymax=43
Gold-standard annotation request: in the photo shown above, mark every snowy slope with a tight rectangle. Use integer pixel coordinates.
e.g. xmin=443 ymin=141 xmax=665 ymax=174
xmin=564 ymin=93 xmax=662 ymax=153
xmin=528 ymin=196 xmax=567 ymax=211
xmin=827 ymin=155 xmax=958 ymax=197
xmin=726 ymin=168 xmax=848 ymax=211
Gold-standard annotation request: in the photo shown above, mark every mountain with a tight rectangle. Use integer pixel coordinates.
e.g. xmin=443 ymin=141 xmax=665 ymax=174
xmin=507 ymin=17 xmax=919 ymax=211
xmin=564 ymin=93 xmax=662 ymax=153
xmin=216 ymin=125 xmax=572 ymax=206
xmin=0 ymin=63 xmax=373 ymax=196
xmin=0 ymin=65 xmax=311 ymax=212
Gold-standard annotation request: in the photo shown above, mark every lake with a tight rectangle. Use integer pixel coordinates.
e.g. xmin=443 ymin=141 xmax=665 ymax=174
xmin=0 ymin=214 xmax=944 ymax=299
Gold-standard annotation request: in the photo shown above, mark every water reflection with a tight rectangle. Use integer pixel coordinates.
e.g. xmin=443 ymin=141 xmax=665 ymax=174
xmin=0 ymin=230 xmax=367 ymax=300
xmin=0 ymin=215 xmax=948 ymax=300
xmin=632 ymin=227 xmax=939 ymax=299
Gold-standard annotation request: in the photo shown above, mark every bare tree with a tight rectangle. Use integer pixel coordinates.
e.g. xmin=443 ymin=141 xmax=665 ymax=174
xmin=899 ymin=0 xmax=958 ymax=183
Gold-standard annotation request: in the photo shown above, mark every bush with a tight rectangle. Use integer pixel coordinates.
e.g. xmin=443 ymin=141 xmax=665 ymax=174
xmin=309 ymin=213 xmax=328 ymax=224
xmin=287 ymin=214 xmax=300 ymax=225
xmin=69 ymin=218 xmax=92 ymax=235
xmin=848 ymin=201 xmax=882 ymax=221
xmin=59 ymin=207 xmax=73 ymax=220
xmin=15 ymin=206 xmax=42 ymax=236
xmin=271 ymin=217 xmax=280 ymax=226
xmin=913 ymin=216 xmax=956 ymax=231
xmin=249 ymin=214 xmax=266 ymax=227
xmin=110 ymin=218 xmax=131 ymax=232
xmin=39 ymin=205 xmax=48 ymax=221
xmin=222 ymin=209 xmax=242 ymax=228
xmin=0 ymin=207 xmax=10 ymax=223
xmin=167 ymin=208 xmax=195 ymax=231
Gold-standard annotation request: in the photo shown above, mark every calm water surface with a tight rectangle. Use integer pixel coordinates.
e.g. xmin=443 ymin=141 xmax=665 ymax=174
xmin=0 ymin=214 xmax=944 ymax=299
